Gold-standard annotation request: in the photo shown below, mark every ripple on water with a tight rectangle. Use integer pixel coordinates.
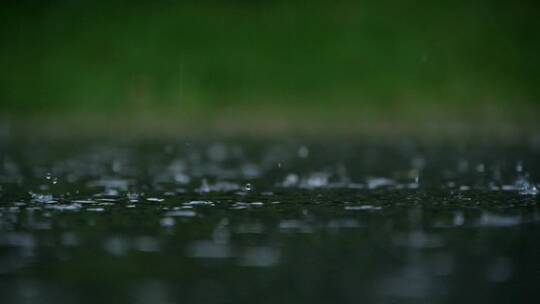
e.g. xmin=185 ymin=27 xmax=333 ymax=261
xmin=344 ymin=205 xmax=383 ymax=211
xmin=238 ymin=246 xmax=280 ymax=267
xmin=164 ymin=210 xmax=196 ymax=217
xmin=185 ymin=241 xmax=232 ymax=259
xmin=0 ymin=141 xmax=539 ymax=302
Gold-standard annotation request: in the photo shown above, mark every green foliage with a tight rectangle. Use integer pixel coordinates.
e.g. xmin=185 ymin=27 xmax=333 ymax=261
xmin=1 ymin=0 xmax=539 ymax=113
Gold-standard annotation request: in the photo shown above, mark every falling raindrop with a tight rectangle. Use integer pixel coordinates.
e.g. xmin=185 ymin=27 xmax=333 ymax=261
xmin=45 ymin=172 xmax=58 ymax=185
xmin=516 ymin=161 xmax=523 ymax=173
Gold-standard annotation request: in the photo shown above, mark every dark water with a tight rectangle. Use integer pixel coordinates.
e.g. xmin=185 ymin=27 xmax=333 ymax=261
xmin=1 ymin=139 xmax=539 ymax=303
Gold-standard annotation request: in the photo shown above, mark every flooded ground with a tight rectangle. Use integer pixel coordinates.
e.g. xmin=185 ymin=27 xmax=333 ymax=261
xmin=1 ymin=138 xmax=539 ymax=303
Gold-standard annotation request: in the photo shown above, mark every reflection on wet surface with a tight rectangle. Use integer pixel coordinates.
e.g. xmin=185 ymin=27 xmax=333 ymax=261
xmin=0 ymin=139 xmax=539 ymax=303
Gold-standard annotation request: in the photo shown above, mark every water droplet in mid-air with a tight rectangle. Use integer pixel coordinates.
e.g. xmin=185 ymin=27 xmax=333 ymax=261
xmin=516 ymin=161 xmax=523 ymax=173
xmin=515 ymin=176 xmax=538 ymax=195
xmin=45 ymin=172 xmax=58 ymax=185
xmin=298 ymin=146 xmax=309 ymax=158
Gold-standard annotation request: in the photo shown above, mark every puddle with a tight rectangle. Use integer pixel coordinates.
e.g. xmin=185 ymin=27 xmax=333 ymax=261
xmin=0 ymin=140 xmax=539 ymax=303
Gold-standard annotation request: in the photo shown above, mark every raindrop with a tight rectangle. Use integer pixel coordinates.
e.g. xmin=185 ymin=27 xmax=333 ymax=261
xmin=476 ymin=163 xmax=485 ymax=173
xmin=45 ymin=173 xmax=58 ymax=185
xmin=298 ymin=146 xmax=309 ymax=158
xmin=516 ymin=161 xmax=523 ymax=173
xmin=29 ymin=192 xmax=53 ymax=204
xmin=345 ymin=205 xmax=382 ymax=211
xmin=146 ymin=197 xmax=164 ymax=203
xmin=185 ymin=200 xmax=214 ymax=206
xmin=165 ymin=210 xmax=196 ymax=217
xmin=282 ymin=173 xmax=299 ymax=187
xmin=127 ymin=192 xmax=140 ymax=201
xmin=515 ymin=176 xmax=538 ymax=195
xmin=199 ymin=179 xmax=210 ymax=193
xmin=160 ymin=217 xmax=175 ymax=227
xmin=303 ymin=173 xmax=329 ymax=188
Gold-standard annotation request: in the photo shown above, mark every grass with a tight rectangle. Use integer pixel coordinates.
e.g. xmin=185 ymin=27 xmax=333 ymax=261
xmin=0 ymin=0 xmax=539 ymax=137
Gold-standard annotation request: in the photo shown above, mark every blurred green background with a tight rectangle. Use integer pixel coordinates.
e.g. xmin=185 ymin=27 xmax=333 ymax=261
xmin=1 ymin=0 xmax=539 ymax=134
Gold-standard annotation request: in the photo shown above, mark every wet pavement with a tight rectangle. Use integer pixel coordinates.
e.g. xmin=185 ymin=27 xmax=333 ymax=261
xmin=1 ymin=139 xmax=539 ymax=303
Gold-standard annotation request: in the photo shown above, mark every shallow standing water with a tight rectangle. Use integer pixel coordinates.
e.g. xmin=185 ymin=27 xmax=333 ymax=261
xmin=1 ymin=138 xmax=539 ymax=303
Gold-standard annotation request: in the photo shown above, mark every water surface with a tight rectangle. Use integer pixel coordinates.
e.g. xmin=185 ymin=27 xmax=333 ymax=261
xmin=1 ymin=139 xmax=539 ymax=303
